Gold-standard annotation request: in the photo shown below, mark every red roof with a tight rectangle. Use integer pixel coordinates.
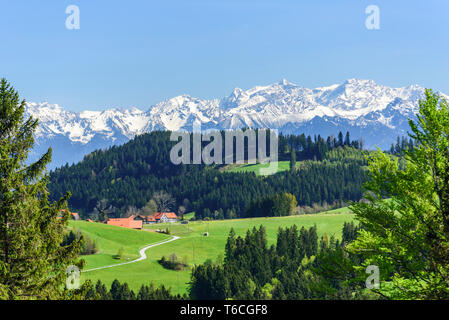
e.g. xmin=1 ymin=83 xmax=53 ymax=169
xmin=135 ymin=215 xmax=156 ymax=222
xmin=154 ymin=212 xmax=177 ymax=220
xmin=58 ymin=209 xmax=79 ymax=220
xmin=107 ymin=217 xmax=143 ymax=229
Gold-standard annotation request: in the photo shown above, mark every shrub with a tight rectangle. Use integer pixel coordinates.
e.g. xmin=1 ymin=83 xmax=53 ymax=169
xmin=158 ymin=253 xmax=188 ymax=271
xmin=62 ymin=228 xmax=98 ymax=255
xmin=114 ymin=247 xmax=124 ymax=260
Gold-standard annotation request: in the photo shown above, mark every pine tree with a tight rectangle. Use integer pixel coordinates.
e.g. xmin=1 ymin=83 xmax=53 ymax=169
xmin=290 ymin=148 xmax=296 ymax=171
xmin=0 ymin=78 xmax=82 ymax=299
xmin=95 ymin=280 xmax=110 ymax=300
xmin=110 ymin=279 xmax=122 ymax=300
xmin=224 ymin=228 xmax=236 ymax=263
xmin=344 ymin=131 xmax=351 ymax=146
xmin=338 ymin=131 xmax=344 ymax=147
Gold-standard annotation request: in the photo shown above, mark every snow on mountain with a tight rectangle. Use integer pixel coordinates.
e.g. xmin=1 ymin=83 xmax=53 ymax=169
xmin=25 ymin=79 xmax=448 ymax=169
xmin=26 ymin=103 xmax=150 ymax=143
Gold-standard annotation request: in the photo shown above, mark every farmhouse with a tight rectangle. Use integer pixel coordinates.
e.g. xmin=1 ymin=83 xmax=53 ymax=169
xmin=135 ymin=212 xmax=178 ymax=224
xmin=107 ymin=215 xmax=143 ymax=229
xmin=134 ymin=214 xmax=157 ymax=224
xmin=57 ymin=210 xmax=80 ymax=220
xmin=154 ymin=212 xmax=178 ymax=223
xmin=70 ymin=212 xmax=80 ymax=220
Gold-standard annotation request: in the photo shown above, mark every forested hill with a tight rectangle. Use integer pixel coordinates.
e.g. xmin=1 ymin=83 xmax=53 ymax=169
xmin=48 ymin=130 xmax=368 ymax=220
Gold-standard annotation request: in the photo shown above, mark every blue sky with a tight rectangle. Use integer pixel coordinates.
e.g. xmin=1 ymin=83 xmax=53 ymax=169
xmin=1 ymin=0 xmax=448 ymax=111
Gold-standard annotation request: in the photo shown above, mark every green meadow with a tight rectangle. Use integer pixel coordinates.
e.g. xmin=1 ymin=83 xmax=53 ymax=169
xmin=68 ymin=221 xmax=170 ymax=269
xmin=222 ymin=161 xmax=294 ymax=175
xmin=73 ymin=207 xmax=355 ymax=295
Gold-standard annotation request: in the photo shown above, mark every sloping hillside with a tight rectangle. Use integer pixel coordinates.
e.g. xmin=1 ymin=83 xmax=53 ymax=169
xmin=49 ymin=131 xmax=367 ymax=219
xmin=69 ymin=221 xmax=169 ymax=269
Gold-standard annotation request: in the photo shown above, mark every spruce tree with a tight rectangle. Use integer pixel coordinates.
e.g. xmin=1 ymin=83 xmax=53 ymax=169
xmin=0 ymin=78 xmax=82 ymax=299
xmin=338 ymin=131 xmax=344 ymax=147
xmin=290 ymin=148 xmax=296 ymax=171
xmin=344 ymin=131 xmax=351 ymax=146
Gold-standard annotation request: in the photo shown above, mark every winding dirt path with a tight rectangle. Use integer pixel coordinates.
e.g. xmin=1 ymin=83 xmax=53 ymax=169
xmin=82 ymin=235 xmax=180 ymax=273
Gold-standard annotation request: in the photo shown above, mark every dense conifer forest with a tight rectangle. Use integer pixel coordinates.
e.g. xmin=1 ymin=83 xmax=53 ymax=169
xmin=48 ymin=130 xmax=368 ymax=219
xmin=188 ymin=222 xmax=369 ymax=300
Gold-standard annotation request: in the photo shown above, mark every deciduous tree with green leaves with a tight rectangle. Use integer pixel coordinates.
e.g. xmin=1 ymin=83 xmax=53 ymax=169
xmin=348 ymin=89 xmax=449 ymax=299
xmin=0 ymin=78 xmax=82 ymax=299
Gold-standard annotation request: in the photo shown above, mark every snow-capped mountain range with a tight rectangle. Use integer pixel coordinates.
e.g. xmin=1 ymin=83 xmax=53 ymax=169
xmin=26 ymin=79 xmax=448 ymax=169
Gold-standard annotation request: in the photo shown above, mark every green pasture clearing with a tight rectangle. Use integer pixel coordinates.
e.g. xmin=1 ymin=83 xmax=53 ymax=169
xmin=222 ymin=161 xmax=294 ymax=175
xmin=182 ymin=212 xmax=195 ymax=220
xmin=75 ymin=208 xmax=355 ymax=295
xmin=68 ymin=221 xmax=169 ymax=269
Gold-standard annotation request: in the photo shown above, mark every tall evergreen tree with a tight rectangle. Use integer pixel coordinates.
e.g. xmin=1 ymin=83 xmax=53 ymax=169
xmin=344 ymin=131 xmax=351 ymax=146
xmin=290 ymin=148 xmax=296 ymax=171
xmin=0 ymin=78 xmax=82 ymax=299
xmin=338 ymin=131 xmax=344 ymax=147
xmin=348 ymin=89 xmax=449 ymax=299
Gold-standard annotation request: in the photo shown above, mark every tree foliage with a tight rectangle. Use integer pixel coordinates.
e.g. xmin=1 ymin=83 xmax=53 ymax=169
xmin=0 ymin=78 xmax=82 ymax=299
xmin=189 ymin=223 xmax=370 ymax=300
xmin=48 ymin=131 xmax=367 ymax=220
xmin=348 ymin=89 xmax=449 ymax=299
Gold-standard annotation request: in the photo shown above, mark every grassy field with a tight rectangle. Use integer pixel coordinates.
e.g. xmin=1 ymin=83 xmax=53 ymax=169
xmin=68 ymin=221 xmax=170 ymax=269
xmin=182 ymin=212 xmax=195 ymax=220
xmin=222 ymin=161 xmax=294 ymax=176
xmin=74 ymin=207 xmax=355 ymax=295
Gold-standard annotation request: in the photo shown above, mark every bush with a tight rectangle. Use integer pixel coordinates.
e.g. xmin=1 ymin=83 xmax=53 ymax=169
xmin=62 ymin=228 xmax=98 ymax=255
xmin=82 ymin=236 xmax=98 ymax=255
xmin=158 ymin=253 xmax=188 ymax=271
xmin=114 ymin=247 xmax=124 ymax=260
xmin=295 ymin=201 xmax=347 ymax=215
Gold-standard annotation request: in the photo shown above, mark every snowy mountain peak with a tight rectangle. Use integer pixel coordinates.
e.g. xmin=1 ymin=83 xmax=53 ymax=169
xmin=229 ymin=87 xmax=245 ymax=100
xmin=278 ymin=78 xmax=295 ymax=87
xmin=25 ymin=79 xmax=448 ymax=168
